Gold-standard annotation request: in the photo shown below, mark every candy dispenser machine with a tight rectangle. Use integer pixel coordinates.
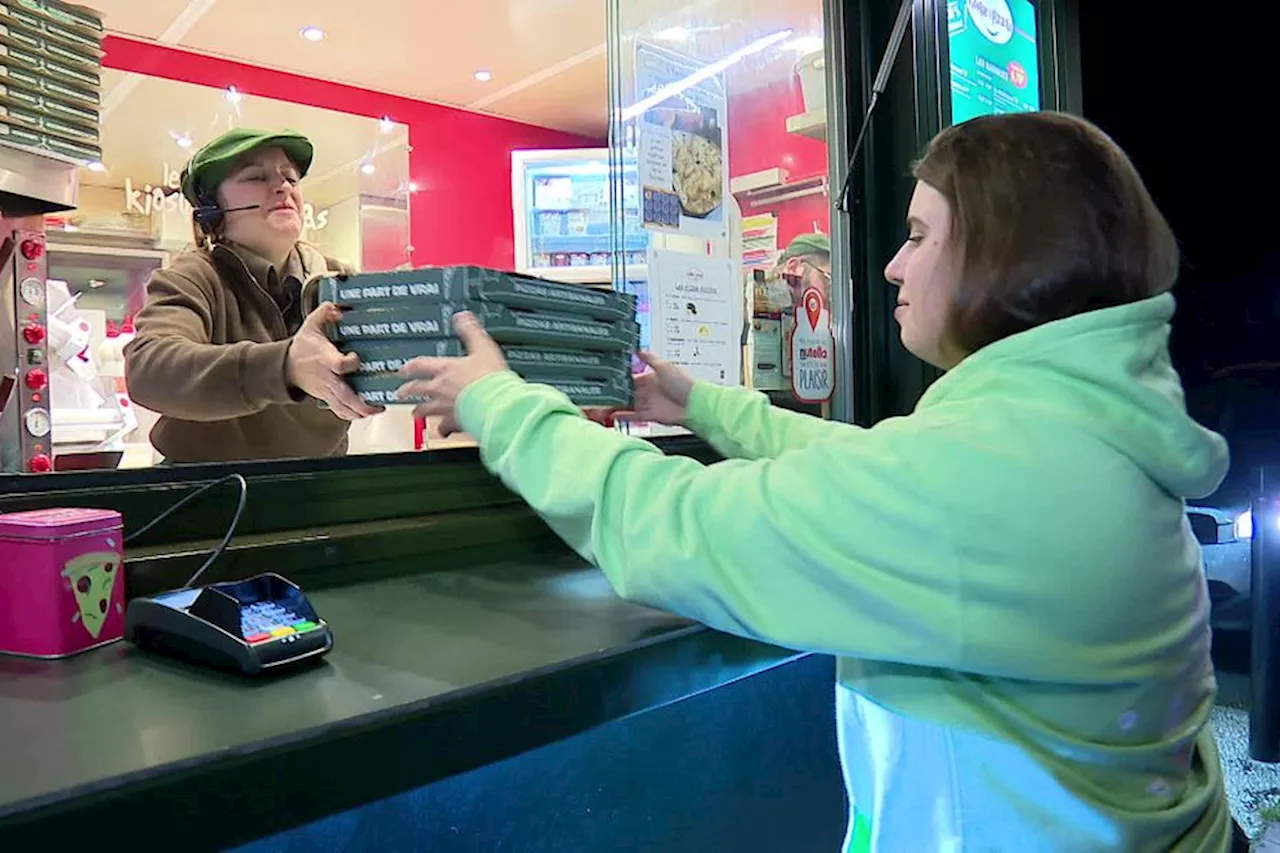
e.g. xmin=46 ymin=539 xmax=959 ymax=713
xmin=0 ymin=142 xmax=81 ymax=474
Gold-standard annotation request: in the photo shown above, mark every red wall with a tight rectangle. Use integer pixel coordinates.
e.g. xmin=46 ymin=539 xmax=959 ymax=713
xmin=728 ymin=78 xmax=831 ymax=250
xmin=101 ymin=35 xmax=600 ymax=270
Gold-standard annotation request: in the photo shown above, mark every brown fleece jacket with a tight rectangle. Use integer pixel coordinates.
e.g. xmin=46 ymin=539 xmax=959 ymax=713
xmin=124 ymin=241 xmax=352 ymax=464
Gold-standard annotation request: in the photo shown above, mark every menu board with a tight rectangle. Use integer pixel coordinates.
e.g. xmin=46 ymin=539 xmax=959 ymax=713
xmin=948 ymin=0 xmax=1041 ymax=124
xmin=647 ymin=249 xmax=740 ymax=387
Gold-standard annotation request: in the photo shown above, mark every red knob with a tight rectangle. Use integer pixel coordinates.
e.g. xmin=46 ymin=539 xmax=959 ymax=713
xmin=22 ymin=323 xmax=45 ymax=345
xmin=20 ymin=239 xmax=44 ymax=260
xmin=25 ymin=368 xmax=47 ymax=390
xmin=28 ymin=453 xmax=51 ymax=473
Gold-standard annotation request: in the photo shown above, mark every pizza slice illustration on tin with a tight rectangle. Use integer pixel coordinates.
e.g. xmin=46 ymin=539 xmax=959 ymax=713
xmin=62 ymin=552 xmax=120 ymax=640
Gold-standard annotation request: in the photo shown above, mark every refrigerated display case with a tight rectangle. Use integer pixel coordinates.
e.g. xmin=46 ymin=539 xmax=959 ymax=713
xmin=511 ymin=148 xmax=648 ymax=287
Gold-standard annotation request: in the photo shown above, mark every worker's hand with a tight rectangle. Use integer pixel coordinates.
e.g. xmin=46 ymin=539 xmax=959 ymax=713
xmin=397 ymin=311 xmax=509 ymax=436
xmin=286 ymin=302 xmax=383 ymax=420
xmin=622 ymin=351 xmax=695 ymax=426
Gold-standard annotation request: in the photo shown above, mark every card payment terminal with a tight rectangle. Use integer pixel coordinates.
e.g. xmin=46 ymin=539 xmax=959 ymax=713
xmin=124 ymin=573 xmax=333 ymax=675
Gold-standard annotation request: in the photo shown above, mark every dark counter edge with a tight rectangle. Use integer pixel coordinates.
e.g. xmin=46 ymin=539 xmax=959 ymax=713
xmin=0 ymin=626 xmax=804 ymax=850
xmin=0 ymin=436 xmax=723 ymax=600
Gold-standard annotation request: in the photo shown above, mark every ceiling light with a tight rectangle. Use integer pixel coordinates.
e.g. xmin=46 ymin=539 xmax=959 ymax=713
xmin=621 ymin=29 xmax=793 ymax=121
xmin=473 ymin=70 xmax=493 ymax=82
xmin=378 ymin=116 xmax=396 ymax=134
xmin=175 ymin=134 xmax=193 ymax=149
xmin=407 ymin=181 xmax=419 ymax=193
xmin=360 ymin=163 xmax=376 ymax=176
xmin=300 ymin=26 xmax=325 ymax=42
xmin=224 ymin=86 xmax=242 ymax=104
xmin=657 ymin=26 xmax=692 ymax=41
xmin=784 ymin=35 xmax=825 ymax=54
xmin=86 ymin=160 xmax=106 ymax=172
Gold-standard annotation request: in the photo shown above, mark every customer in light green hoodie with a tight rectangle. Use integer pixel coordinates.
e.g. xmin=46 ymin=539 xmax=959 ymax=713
xmin=398 ymin=112 xmax=1234 ymax=851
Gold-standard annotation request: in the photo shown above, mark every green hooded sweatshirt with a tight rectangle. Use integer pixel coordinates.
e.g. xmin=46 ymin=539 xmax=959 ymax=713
xmin=456 ymin=292 xmax=1233 ymax=851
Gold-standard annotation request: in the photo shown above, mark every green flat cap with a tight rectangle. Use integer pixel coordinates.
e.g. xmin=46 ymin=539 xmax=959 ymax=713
xmin=180 ymin=128 xmax=314 ymax=204
xmin=780 ymin=232 xmax=831 ymax=259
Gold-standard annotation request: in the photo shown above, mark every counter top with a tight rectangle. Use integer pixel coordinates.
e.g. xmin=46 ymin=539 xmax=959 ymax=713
xmin=0 ymin=557 xmax=797 ymax=849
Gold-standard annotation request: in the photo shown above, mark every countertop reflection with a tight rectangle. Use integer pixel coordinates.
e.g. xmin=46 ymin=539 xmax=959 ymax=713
xmin=0 ymin=557 xmax=690 ymax=819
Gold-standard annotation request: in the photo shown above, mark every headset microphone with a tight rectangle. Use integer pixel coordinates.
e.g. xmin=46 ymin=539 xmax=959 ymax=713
xmin=192 ymin=203 xmax=262 ymax=217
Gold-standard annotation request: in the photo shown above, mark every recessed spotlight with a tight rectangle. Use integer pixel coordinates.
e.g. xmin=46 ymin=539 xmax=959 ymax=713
xmin=175 ymin=134 xmax=193 ymax=149
xmin=224 ymin=86 xmax=242 ymax=104
xmin=407 ymin=181 xmax=420 ymax=193
xmin=86 ymin=160 xmax=106 ymax=172
xmin=360 ymin=163 xmax=376 ymax=176
xmin=657 ymin=26 xmax=692 ymax=41
xmin=300 ymin=26 xmax=325 ymax=42
xmin=473 ymin=69 xmax=493 ymax=82
xmin=378 ymin=116 xmax=395 ymax=134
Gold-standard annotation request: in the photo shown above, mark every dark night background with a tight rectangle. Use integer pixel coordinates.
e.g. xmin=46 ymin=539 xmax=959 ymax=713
xmin=1078 ymin=4 xmax=1277 ymax=509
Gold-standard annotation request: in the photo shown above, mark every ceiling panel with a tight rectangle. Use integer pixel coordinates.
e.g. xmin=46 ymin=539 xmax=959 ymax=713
xmin=172 ymin=0 xmax=608 ymax=111
xmin=90 ymin=0 xmax=192 ymax=40
xmin=86 ymin=0 xmax=826 ymax=144
xmin=483 ymin=54 xmax=608 ymax=138
xmin=81 ymin=73 xmax=408 ymax=211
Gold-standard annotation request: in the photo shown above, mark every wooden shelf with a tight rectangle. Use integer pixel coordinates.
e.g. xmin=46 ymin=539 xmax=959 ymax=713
xmin=785 ymin=108 xmax=827 ymax=143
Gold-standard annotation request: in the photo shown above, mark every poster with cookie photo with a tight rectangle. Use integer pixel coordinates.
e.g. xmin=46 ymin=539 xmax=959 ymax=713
xmin=633 ymin=40 xmax=729 ymax=241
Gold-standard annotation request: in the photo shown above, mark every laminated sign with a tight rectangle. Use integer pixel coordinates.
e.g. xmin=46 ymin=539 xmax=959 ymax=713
xmin=790 ymin=286 xmax=834 ymax=404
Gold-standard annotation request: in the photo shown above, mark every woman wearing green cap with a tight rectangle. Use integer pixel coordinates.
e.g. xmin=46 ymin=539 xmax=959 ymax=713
xmin=125 ymin=127 xmax=380 ymax=464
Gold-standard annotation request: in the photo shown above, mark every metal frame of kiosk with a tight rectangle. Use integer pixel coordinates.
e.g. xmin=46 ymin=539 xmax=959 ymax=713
xmin=844 ymin=0 xmax=1081 ymax=426
xmin=0 ymin=143 xmax=79 ymax=474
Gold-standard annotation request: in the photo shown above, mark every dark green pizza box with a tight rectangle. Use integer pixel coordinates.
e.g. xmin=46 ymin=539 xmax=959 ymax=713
xmin=332 ymin=301 xmax=639 ymax=352
xmin=521 ymin=372 xmax=635 ymax=408
xmin=0 ymin=79 xmax=97 ymax=126
xmin=0 ymin=42 xmax=98 ymax=91
xmin=0 ymin=11 xmax=101 ymax=64
xmin=0 ymin=95 xmax=95 ymax=140
xmin=0 ymin=28 xmax=98 ymax=75
xmin=0 ymin=113 xmax=41 ymax=147
xmin=342 ymin=338 xmax=463 ymax=376
xmin=341 ymin=337 xmax=633 ymax=381
xmin=0 ymin=114 xmax=99 ymax=162
xmin=313 ymin=265 xmax=636 ymax=323
xmin=348 ymin=369 xmax=634 ymax=409
xmin=4 ymin=1 xmax=102 ymax=37
xmin=330 ymin=301 xmax=463 ymax=342
xmin=0 ymin=56 xmax=96 ymax=105
xmin=1 ymin=3 xmax=101 ymax=55
xmin=39 ymin=126 xmax=97 ymax=160
xmin=501 ymin=345 xmax=633 ymax=380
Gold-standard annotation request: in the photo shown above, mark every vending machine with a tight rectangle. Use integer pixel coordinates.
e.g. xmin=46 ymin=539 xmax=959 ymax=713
xmin=510 ymin=147 xmax=648 ymax=287
xmin=511 ymin=147 xmax=655 ymax=361
xmin=0 ymin=143 xmax=80 ymax=473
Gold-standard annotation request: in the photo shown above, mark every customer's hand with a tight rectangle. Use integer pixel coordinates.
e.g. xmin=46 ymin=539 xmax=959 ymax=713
xmin=286 ymin=302 xmax=383 ymax=420
xmin=397 ymin=311 xmax=509 ymax=436
xmin=625 ymin=351 xmax=695 ymax=426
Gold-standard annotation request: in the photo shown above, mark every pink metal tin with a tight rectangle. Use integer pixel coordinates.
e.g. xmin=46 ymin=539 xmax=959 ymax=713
xmin=0 ymin=507 xmax=126 ymax=659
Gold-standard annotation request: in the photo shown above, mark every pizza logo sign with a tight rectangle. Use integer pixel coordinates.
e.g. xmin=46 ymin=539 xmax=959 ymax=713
xmin=966 ymin=0 xmax=1015 ymax=45
xmin=62 ymin=552 xmax=120 ymax=639
xmin=1008 ymin=60 xmax=1029 ymax=89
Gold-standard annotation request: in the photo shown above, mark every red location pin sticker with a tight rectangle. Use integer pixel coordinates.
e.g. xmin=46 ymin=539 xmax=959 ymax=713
xmin=804 ymin=289 xmax=822 ymax=331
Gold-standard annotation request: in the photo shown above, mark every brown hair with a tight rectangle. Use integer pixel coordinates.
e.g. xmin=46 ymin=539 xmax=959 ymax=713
xmin=912 ymin=111 xmax=1179 ymax=355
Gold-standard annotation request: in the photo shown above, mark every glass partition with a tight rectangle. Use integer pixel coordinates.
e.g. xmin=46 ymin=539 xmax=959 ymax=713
xmin=606 ymin=0 xmax=838 ymax=437
xmin=31 ymin=73 xmax=410 ymax=470
xmin=1 ymin=0 xmax=845 ymax=482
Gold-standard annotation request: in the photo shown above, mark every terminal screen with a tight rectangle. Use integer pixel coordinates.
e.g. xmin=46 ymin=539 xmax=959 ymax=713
xmin=948 ymin=0 xmax=1041 ymax=124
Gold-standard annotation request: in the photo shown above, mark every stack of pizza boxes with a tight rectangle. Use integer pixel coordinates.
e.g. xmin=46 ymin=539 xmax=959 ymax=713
xmin=0 ymin=0 xmax=104 ymax=165
xmin=313 ymin=267 xmax=638 ymax=411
